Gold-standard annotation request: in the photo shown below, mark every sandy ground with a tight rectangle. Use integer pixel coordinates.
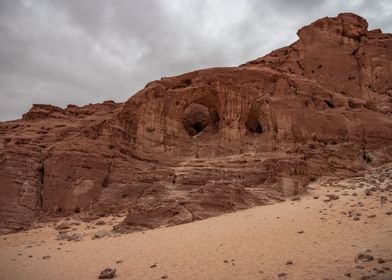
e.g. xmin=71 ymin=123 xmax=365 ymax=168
xmin=1 ymin=177 xmax=391 ymax=280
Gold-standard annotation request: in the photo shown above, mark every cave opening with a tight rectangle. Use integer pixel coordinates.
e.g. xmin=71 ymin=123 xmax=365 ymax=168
xmin=183 ymin=103 xmax=211 ymax=136
xmin=246 ymin=120 xmax=263 ymax=134
xmin=325 ymin=100 xmax=335 ymax=108
xmin=192 ymin=122 xmax=207 ymax=134
xmin=245 ymin=111 xmax=263 ymax=134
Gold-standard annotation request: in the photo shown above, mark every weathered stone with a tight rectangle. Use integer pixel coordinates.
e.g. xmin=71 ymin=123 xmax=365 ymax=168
xmin=98 ymin=268 xmax=116 ymax=279
xmin=0 ymin=13 xmax=392 ymax=233
xmin=326 ymin=194 xmax=339 ymax=201
xmin=55 ymin=223 xmax=71 ymax=230
xmin=356 ymin=253 xmax=374 ymax=262
xmin=94 ymin=231 xmax=109 ymax=239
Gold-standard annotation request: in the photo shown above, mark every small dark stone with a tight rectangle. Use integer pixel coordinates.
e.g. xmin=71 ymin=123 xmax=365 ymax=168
xmin=380 ymin=196 xmax=387 ymax=205
xmin=286 ymin=260 xmax=293 ymax=265
xmin=373 ymin=267 xmax=384 ymax=274
xmin=55 ymin=223 xmax=71 ymax=230
xmin=96 ymin=220 xmax=106 ymax=226
xmin=377 ymin=258 xmax=385 ymax=264
xmin=116 ymin=260 xmax=123 ymax=264
xmin=42 ymin=255 xmax=50 ymax=260
xmin=94 ymin=231 xmax=109 ymax=239
xmin=278 ymin=272 xmax=288 ymax=277
xmin=344 ymin=272 xmax=351 ymax=277
xmin=386 ymin=211 xmax=392 ymax=215
xmin=98 ymin=268 xmax=116 ymax=279
xmin=383 ymin=266 xmax=391 ymax=271
xmin=297 ymin=230 xmax=304 ymax=234
xmin=161 ymin=275 xmax=168 ymax=279
xmin=326 ymin=194 xmax=339 ymax=200
xmin=67 ymin=233 xmax=83 ymax=242
xmin=150 ymin=264 xmax=157 ymax=268
xmin=313 ymin=196 xmax=319 ymax=199
xmin=364 ymin=188 xmax=376 ymax=196
xmin=356 ymin=253 xmax=374 ymax=262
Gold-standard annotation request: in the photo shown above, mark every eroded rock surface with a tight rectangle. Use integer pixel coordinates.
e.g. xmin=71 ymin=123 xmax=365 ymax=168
xmin=0 ymin=13 xmax=391 ymax=233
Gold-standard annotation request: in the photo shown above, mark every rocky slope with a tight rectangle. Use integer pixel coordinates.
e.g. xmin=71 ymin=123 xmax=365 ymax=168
xmin=0 ymin=13 xmax=391 ymax=233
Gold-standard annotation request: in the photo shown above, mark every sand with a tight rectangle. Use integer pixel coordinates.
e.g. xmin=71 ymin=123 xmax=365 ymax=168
xmin=1 ymin=179 xmax=391 ymax=280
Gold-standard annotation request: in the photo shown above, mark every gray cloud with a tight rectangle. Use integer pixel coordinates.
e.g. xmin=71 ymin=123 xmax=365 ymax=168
xmin=0 ymin=0 xmax=391 ymax=121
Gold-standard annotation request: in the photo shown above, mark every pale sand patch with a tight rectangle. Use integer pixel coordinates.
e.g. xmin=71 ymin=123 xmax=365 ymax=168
xmin=0 ymin=183 xmax=391 ymax=280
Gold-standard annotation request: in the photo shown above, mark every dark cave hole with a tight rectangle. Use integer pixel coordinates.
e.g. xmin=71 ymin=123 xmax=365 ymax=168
xmin=325 ymin=100 xmax=335 ymax=108
xmin=362 ymin=151 xmax=372 ymax=164
xmin=192 ymin=122 xmax=207 ymax=134
xmin=183 ymin=103 xmax=211 ymax=136
xmin=245 ymin=118 xmax=263 ymax=134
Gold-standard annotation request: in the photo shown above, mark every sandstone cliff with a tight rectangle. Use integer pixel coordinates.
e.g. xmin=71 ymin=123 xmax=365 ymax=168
xmin=0 ymin=13 xmax=391 ymax=233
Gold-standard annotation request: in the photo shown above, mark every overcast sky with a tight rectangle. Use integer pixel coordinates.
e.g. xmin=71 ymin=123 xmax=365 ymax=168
xmin=0 ymin=0 xmax=391 ymax=121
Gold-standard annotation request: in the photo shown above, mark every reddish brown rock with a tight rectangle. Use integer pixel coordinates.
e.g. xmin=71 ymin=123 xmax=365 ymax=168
xmin=0 ymin=13 xmax=392 ymax=233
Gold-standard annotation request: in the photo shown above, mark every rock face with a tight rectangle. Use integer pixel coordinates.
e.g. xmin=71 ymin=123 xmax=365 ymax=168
xmin=0 ymin=13 xmax=391 ymax=233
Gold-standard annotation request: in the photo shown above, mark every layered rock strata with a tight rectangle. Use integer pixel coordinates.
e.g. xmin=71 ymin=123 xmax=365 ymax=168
xmin=0 ymin=13 xmax=391 ymax=233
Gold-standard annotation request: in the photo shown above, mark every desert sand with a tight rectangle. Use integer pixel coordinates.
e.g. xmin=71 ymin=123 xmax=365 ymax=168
xmin=1 ymin=165 xmax=391 ymax=280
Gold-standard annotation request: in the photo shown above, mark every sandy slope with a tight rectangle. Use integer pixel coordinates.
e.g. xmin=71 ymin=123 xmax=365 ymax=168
xmin=1 ymin=176 xmax=391 ymax=280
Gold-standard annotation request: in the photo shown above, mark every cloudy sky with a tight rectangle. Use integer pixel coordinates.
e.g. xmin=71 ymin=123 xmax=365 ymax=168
xmin=0 ymin=0 xmax=391 ymax=121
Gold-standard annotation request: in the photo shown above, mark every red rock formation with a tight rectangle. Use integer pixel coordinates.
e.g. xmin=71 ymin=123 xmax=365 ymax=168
xmin=0 ymin=13 xmax=391 ymax=233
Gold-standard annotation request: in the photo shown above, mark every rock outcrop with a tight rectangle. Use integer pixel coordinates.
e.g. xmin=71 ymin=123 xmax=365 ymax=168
xmin=0 ymin=13 xmax=391 ymax=233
